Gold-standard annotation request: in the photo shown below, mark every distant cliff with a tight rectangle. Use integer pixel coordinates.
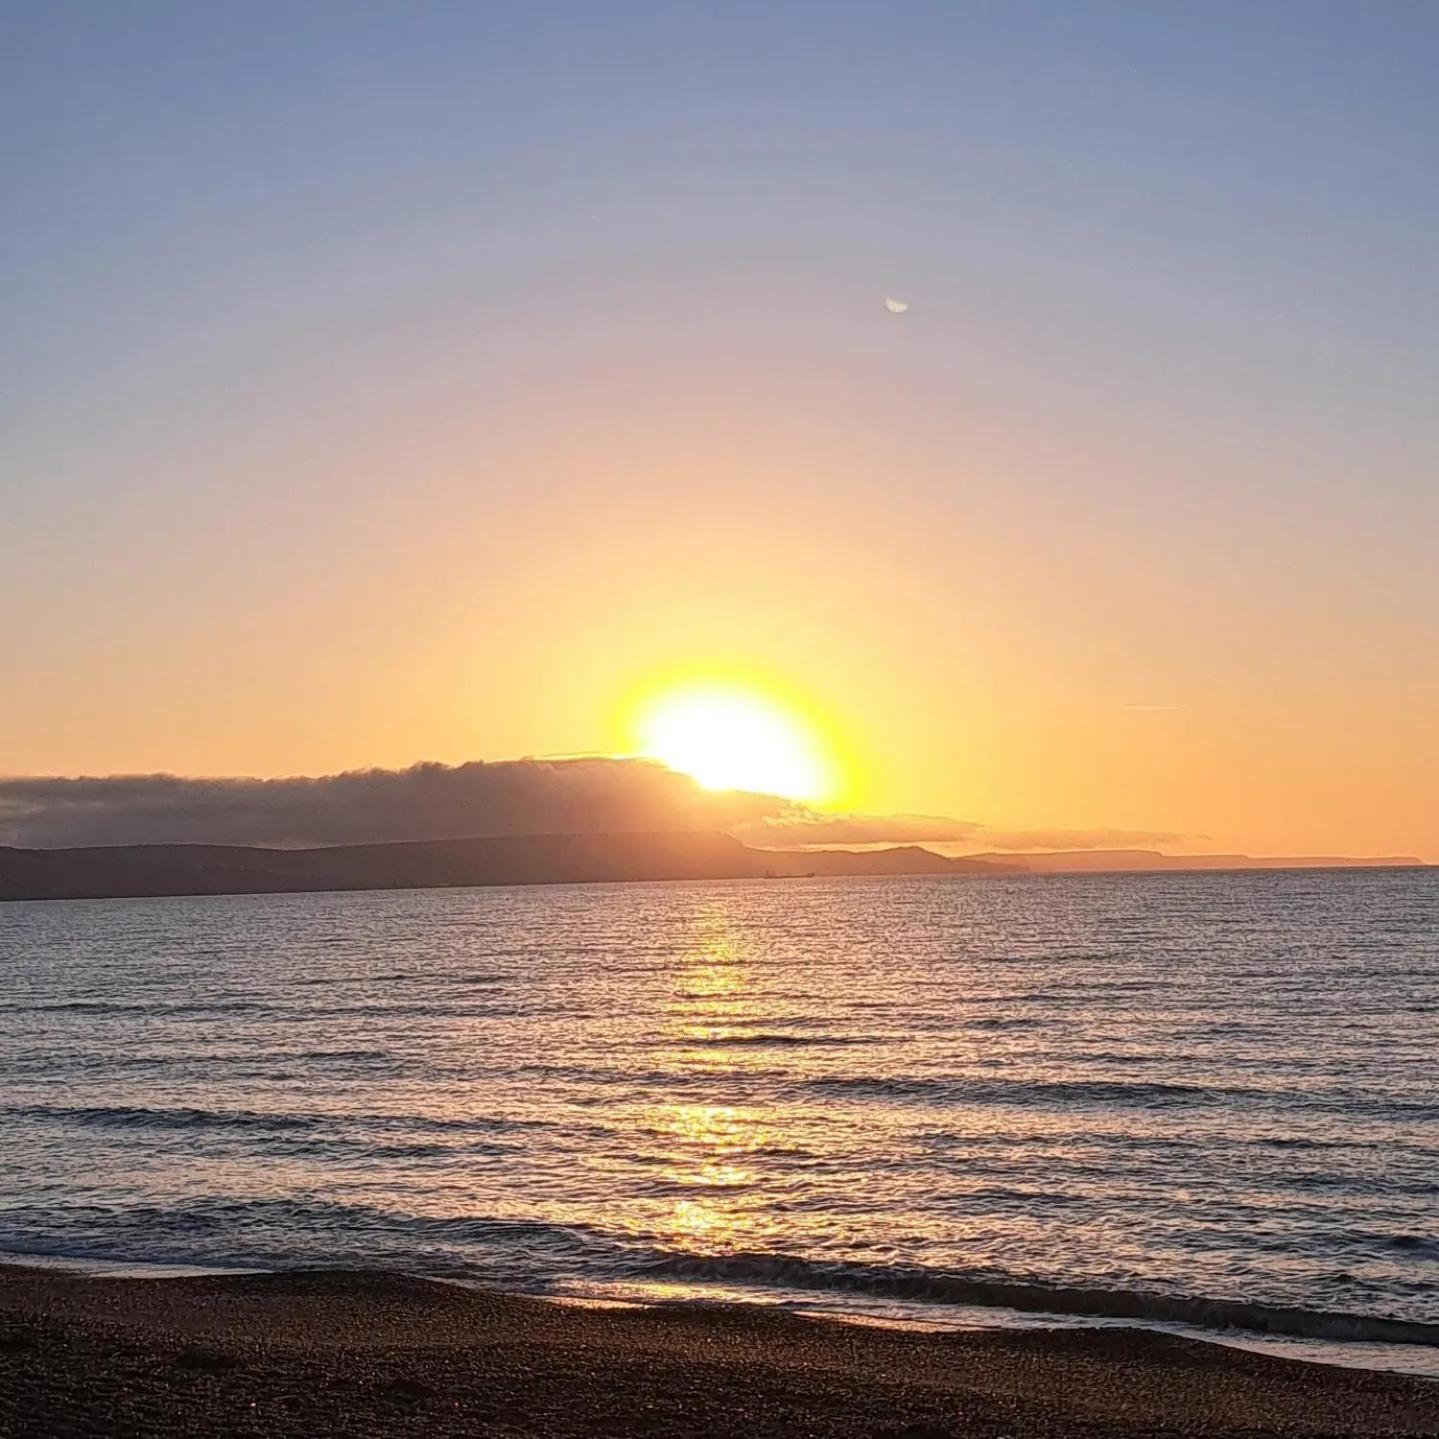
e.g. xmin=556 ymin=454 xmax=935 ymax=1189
xmin=2 ymin=835 xmax=1417 ymax=902
xmin=0 ymin=832 xmax=1011 ymax=902
xmin=966 ymin=849 xmax=1426 ymax=874
xmin=762 ymin=845 xmax=1008 ymax=877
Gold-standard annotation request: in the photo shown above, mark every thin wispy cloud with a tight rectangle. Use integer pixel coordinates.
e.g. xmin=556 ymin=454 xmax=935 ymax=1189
xmin=967 ymin=827 xmax=1197 ymax=853
xmin=729 ymin=811 xmax=978 ymax=848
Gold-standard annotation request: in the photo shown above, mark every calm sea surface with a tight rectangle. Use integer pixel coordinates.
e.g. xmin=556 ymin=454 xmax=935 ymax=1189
xmin=2 ymin=871 xmax=1436 ymax=1373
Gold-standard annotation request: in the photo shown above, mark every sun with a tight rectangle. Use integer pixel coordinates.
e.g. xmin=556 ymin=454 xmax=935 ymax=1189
xmin=635 ymin=685 xmax=834 ymax=801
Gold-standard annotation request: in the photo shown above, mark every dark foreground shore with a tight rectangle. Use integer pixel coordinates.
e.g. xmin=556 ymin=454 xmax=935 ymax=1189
xmin=1 ymin=1266 xmax=1435 ymax=1438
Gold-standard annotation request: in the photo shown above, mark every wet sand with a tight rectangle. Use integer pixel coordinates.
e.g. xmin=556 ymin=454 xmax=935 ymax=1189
xmin=0 ymin=1264 xmax=1435 ymax=1437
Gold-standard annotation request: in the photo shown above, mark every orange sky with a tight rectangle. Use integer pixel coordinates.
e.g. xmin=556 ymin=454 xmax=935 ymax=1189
xmin=3 ymin=6 xmax=1436 ymax=860
xmin=6 ymin=375 xmax=1433 ymax=859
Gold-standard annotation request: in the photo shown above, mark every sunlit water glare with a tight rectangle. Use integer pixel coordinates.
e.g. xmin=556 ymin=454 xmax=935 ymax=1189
xmin=2 ymin=871 xmax=1435 ymax=1374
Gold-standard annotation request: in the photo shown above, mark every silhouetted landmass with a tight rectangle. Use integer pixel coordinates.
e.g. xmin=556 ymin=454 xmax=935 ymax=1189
xmin=0 ymin=836 xmax=1422 ymax=902
xmin=762 ymin=844 xmax=1007 ymax=878
xmin=969 ymin=849 xmax=1426 ymax=873
xmin=0 ymin=832 xmax=1010 ymax=902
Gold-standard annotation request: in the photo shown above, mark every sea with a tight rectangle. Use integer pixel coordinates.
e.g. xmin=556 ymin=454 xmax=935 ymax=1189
xmin=2 ymin=869 xmax=1436 ymax=1375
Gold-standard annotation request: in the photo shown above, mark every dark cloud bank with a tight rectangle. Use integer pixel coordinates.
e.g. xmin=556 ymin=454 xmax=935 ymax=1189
xmin=0 ymin=758 xmax=1183 ymax=854
xmin=0 ymin=760 xmax=764 ymax=849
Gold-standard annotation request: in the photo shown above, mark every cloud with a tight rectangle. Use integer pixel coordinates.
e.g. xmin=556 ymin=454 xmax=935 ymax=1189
xmin=735 ymin=813 xmax=1190 ymax=853
xmin=964 ymin=827 xmax=1194 ymax=852
xmin=0 ymin=758 xmax=1193 ymax=857
xmin=730 ymin=811 xmax=980 ymax=849
xmin=0 ymin=759 xmax=783 ymax=849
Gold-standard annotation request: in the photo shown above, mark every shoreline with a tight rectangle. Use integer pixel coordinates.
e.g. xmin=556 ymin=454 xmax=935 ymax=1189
xmin=7 ymin=1248 xmax=1436 ymax=1379
xmin=2 ymin=1264 xmax=1437 ymax=1437
xmin=3 ymin=850 xmax=1431 ymax=906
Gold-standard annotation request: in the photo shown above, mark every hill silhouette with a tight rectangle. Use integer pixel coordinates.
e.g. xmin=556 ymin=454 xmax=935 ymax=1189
xmin=0 ymin=832 xmax=1011 ymax=902
xmin=968 ymin=849 xmax=1424 ymax=873
xmin=2 ymin=836 xmax=1419 ymax=903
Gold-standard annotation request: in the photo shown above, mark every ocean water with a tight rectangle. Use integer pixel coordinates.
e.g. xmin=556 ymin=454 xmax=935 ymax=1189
xmin=2 ymin=870 xmax=1436 ymax=1374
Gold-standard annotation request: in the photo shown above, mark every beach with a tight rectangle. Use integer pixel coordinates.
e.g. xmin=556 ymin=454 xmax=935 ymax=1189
xmin=1 ymin=1264 xmax=1436 ymax=1438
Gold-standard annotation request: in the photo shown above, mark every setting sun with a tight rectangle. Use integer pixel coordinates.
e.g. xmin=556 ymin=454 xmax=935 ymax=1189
xmin=635 ymin=686 xmax=834 ymax=801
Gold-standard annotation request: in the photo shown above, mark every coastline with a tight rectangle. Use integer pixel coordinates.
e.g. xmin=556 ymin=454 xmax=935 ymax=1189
xmin=1 ymin=1264 xmax=1436 ymax=1437
xmin=2 ymin=830 xmax=1428 ymax=905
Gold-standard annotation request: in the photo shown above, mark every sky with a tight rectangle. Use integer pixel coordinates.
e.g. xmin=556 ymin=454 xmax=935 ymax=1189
xmin=2 ymin=2 xmax=1436 ymax=859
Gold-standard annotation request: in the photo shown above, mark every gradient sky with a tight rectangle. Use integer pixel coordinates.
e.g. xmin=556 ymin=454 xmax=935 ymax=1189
xmin=3 ymin=2 xmax=1436 ymax=858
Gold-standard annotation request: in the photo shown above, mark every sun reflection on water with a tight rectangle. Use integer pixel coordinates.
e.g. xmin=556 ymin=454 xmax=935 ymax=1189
xmin=639 ymin=902 xmax=783 ymax=1256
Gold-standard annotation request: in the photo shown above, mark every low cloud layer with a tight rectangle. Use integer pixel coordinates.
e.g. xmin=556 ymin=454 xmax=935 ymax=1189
xmin=728 ymin=812 xmax=980 ymax=848
xmin=966 ymin=826 xmax=1192 ymax=853
xmin=0 ymin=758 xmax=1188 ymax=855
xmin=0 ymin=759 xmax=780 ymax=849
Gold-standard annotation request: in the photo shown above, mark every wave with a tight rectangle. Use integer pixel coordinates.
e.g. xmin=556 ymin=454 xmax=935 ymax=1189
xmin=19 ymin=997 xmax=520 ymax=1021
xmin=794 ymin=1074 xmax=1439 ymax=1119
xmin=292 ymin=1048 xmax=392 ymax=1062
xmin=0 ymin=1102 xmax=558 ymax=1142
xmin=11 ymin=1111 xmax=520 ymax=1164
xmin=634 ymin=1250 xmax=1439 ymax=1347
xmin=0 ymin=1198 xmax=618 ymax=1278
xmin=291 ymin=971 xmax=506 ymax=988
xmin=800 ymin=1075 xmax=1232 ymax=1107
xmin=291 ymin=972 xmax=423 ymax=986
xmin=18 ymin=999 xmax=280 ymax=1016
xmin=2 ymin=1193 xmax=1434 ymax=1349
xmin=678 ymin=1032 xmax=878 ymax=1049
xmin=3 ymin=1104 xmax=325 ymax=1133
xmin=298 ymin=1002 xmax=524 ymax=1019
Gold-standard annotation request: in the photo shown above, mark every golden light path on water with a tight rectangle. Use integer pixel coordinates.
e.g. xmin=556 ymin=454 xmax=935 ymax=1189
xmin=636 ymin=903 xmax=783 ymax=1272
xmin=628 ymin=899 xmax=1003 ymax=1288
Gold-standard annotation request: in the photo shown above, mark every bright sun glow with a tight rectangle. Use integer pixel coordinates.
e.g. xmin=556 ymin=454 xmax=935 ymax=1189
xmin=636 ymin=686 xmax=833 ymax=801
